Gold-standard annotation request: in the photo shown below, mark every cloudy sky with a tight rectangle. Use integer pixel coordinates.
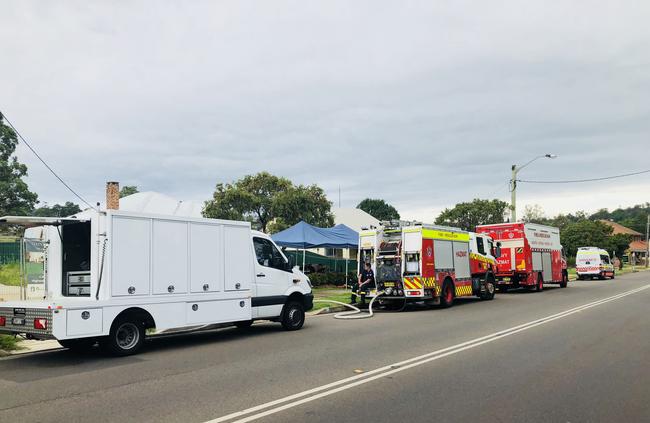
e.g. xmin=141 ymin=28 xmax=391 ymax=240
xmin=2 ymin=1 xmax=649 ymax=222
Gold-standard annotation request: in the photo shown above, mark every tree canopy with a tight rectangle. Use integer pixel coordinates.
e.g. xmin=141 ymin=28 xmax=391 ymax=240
xmin=32 ymin=201 xmax=81 ymax=217
xmin=0 ymin=114 xmax=38 ymax=217
xmin=203 ymin=172 xmax=334 ymax=233
xmin=434 ymin=199 xmax=509 ymax=231
xmin=119 ymin=185 xmax=139 ymax=198
xmin=356 ymin=198 xmax=400 ymax=221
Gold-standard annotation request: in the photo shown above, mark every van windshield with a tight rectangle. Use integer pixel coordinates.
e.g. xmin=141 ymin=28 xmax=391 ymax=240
xmin=576 ymin=252 xmax=600 ymax=264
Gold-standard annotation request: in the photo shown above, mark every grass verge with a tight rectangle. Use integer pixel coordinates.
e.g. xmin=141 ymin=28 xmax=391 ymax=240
xmin=0 ymin=335 xmax=24 ymax=354
xmin=312 ymin=287 xmax=351 ymax=311
xmin=0 ymin=263 xmax=21 ymax=286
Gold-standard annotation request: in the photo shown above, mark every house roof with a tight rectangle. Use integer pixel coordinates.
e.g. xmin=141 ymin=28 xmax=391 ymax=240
xmin=599 ymin=220 xmax=643 ymax=236
xmin=629 ymin=240 xmax=649 ymax=253
xmin=331 ymin=208 xmax=380 ymax=233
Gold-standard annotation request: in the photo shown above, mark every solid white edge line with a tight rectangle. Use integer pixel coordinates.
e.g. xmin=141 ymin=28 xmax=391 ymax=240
xmin=207 ymin=284 xmax=650 ymax=423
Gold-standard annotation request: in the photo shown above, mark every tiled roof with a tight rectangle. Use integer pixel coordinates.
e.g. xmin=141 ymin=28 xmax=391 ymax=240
xmin=629 ymin=240 xmax=649 ymax=252
xmin=599 ymin=220 xmax=643 ymax=236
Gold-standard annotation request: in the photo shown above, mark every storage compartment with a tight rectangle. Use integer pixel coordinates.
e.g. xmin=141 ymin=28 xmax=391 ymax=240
xmin=186 ymin=298 xmax=251 ymax=325
xmin=224 ymin=225 xmax=252 ymax=291
xmin=66 ymin=308 xmax=103 ymax=336
xmin=111 ymin=216 xmax=151 ymax=296
xmin=62 ymin=222 xmax=92 ymax=297
xmin=152 ymin=220 xmax=189 ymax=294
xmin=542 ymin=252 xmax=553 ymax=282
xmin=453 ymin=241 xmax=470 ymax=279
xmin=190 ymin=223 xmax=223 ymax=293
xmin=434 ymin=240 xmax=454 ymax=270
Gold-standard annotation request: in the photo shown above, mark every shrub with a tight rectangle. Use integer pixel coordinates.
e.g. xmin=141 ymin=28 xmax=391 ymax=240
xmin=0 ymin=263 xmax=21 ymax=286
xmin=308 ymin=272 xmax=356 ymax=287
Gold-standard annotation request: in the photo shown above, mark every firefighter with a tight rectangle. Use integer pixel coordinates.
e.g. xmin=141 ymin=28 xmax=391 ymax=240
xmin=351 ymin=262 xmax=375 ymax=305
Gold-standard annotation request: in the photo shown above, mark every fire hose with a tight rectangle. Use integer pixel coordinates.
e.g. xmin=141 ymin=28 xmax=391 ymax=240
xmin=313 ymin=291 xmax=386 ymax=319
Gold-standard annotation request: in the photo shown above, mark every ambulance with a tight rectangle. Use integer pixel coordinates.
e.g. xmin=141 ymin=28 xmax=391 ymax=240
xmin=576 ymin=247 xmax=615 ymax=280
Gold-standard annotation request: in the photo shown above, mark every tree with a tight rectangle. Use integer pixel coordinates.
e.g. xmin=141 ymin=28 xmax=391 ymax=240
xmin=521 ymin=204 xmax=545 ymax=223
xmin=607 ymin=233 xmax=633 ymax=259
xmin=589 ymin=203 xmax=650 ymax=235
xmin=119 ymin=185 xmax=139 ymax=198
xmin=269 ymin=184 xmax=334 ymax=233
xmin=434 ymin=199 xmax=509 ymax=231
xmin=356 ymin=198 xmax=400 ymax=221
xmin=203 ymin=172 xmax=333 ymax=233
xmin=0 ymin=114 xmax=38 ymax=218
xmin=560 ymin=219 xmax=614 ymax=258
xmin=33 ymin=201 xmax=81 ymax=217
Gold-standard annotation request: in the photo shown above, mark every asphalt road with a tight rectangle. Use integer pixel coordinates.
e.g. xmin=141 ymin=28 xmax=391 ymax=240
xmin=1 ymin=273 xmax=649 ymax=423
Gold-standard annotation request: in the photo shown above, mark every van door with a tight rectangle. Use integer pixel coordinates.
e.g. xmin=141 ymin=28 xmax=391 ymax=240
xmin=252 ymin=237 xmax=292 ymax=317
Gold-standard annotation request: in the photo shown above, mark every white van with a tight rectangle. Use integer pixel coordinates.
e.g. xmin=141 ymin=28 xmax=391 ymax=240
xmin=576 ymin=247 xmax=615 ymax=280
xmin=0 ymin=210 xmax=313 ymax=355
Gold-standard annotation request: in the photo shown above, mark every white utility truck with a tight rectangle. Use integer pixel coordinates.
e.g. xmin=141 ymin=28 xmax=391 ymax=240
xmin=0 ymin=210 xmax=313 ymax=355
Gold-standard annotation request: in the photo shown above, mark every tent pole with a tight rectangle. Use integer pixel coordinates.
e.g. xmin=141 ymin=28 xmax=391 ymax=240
xmin=345 ymin=249 xmax=349 ymax=290
xmin=302 ymin=247 xmax=306 ymax=272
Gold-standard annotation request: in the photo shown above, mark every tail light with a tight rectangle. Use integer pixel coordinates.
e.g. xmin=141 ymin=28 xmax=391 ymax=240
xmin=0 ymin=316 xmax=5 ymax=326
xmin=34 ymin=318 xmax=47 ymax=330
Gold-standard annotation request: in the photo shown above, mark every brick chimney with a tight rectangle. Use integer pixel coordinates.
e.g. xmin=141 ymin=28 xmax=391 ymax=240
xmin=106 ymin=181 xmax=120 ymax=210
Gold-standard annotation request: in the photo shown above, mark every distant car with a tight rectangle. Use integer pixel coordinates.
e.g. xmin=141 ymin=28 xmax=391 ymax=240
xmin=576 ymin=247 xmax=615 ymax=280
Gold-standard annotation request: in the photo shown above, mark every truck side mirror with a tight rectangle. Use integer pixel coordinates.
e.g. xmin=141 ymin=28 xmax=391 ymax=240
xmin=495 ymin=245 xmax=502 ymax=258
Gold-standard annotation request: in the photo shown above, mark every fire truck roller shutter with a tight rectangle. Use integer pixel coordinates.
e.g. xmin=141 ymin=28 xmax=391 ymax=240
xmin=434 ymin=240 xmax=454 ymax=270
xmin=542 ymin=252 xmax=552 ymax=282
xmin=453 ymin=241 xmax=470 ymax=279
xmin=532 ymin=251 xmax=543 ymax=273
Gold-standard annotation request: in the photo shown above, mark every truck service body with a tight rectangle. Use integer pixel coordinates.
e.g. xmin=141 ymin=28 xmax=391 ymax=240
xmin=359 ymin=222 xmax=497 ymax=307
xmin=0 ymin=210 xmax=313 ymax=355
xmin=576 ymin=247 xmax=615 ymax=280
xmin=476 ymin=222 xmax=568 ymax=291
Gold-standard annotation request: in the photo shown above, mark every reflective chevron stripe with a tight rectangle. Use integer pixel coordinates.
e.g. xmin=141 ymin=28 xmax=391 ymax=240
xmin=455 ymin=284 xmax=473 ymax=297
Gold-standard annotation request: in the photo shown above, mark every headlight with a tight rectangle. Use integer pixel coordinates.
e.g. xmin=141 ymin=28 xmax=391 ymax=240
xmin=398 ymin=289 xmax=404 ymax=296
xmin=306 ymin=278 xmax=312 ymax=288
xmin=385 ymin=287 xmax=393 ymax=295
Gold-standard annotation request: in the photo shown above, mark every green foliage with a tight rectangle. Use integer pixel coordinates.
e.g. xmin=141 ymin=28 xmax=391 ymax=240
xmin=521 ymin=204 xmax=545 ymax=223
xmin=32 ymin=201 xmax=81 ymax=217
xmin=0 ymin=334 xmax=22 ymax=352
xmin=308 ymin=272 xmax=355 ymax=287
xmin=560 ymin=219 xmax=632 ymax=257
xmin=0 ymin=263 xmax=21 ymax=286
xmin=590 ymin=203 xmax=650 ymax=235
xmin=0 ymin=114 xmax=38 ymax=218
xmin=204 ymin=172 xmax=334 ymax=233
xmin=270 ymin=184 xmax=334 ymax=233
xmin=434 ymin=199 xmax=509 ymax=231
xmin=119 ymin=185 xmax=139 ymax=198
xmin=357 ymin=198 xmax=400 ymax=221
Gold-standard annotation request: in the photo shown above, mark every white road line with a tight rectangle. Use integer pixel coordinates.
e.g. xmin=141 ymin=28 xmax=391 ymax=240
xmin=207 ymin=284 xmax=650 ymax=423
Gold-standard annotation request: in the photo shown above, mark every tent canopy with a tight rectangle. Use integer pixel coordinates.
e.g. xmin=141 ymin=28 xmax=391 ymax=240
xmin=271 ymin=221 xmax=358 ymax=249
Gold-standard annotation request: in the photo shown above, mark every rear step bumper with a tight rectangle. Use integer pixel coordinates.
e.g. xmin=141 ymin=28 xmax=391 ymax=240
xmin=0 ymin=307 xmax=54 ymax=339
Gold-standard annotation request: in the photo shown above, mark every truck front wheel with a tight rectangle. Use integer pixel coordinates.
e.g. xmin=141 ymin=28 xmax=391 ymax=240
xmin=101 ymin=317 xmax=145 ymax=356
xmin=480 ymin=275 xmax=496 ymax=300
xmin=280 ymin=301 xmax=305 ymax=331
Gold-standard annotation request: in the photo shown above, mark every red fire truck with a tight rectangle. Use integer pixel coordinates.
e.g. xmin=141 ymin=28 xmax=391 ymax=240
xmin=360 ymin=222 xmax=498 ymax=308
xmin=476 ymin=222 xmax=568 ymax=292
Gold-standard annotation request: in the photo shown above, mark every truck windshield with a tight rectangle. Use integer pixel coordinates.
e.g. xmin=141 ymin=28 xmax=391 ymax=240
xmin=376 ymin=258 xmax=401 ymax=282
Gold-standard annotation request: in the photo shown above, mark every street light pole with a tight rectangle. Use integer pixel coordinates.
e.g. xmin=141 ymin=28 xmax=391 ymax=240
xmin=510 ymin=154 xmax=557 ymax=222
xmin=646 ymin=214 xmax=649 ymax=268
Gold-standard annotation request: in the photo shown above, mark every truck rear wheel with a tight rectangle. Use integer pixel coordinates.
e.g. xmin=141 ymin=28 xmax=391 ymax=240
xmin=440 ymin=280 xmax=454 ymax=308
xmin=280 ymin=301 xmax=305 ymax=331
xmin=534 ymin=273 xmax=544 ymax=292
xmin=101 ymin=317 xmax=145 ymax=356
xmin=560 ymin=272 xmax=568 ymax=288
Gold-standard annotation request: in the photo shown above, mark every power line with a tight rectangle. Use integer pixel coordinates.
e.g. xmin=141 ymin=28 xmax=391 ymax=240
xmin=0 ymin=111 xmax=96 ymax=210
xmin=518 ymin=169 xmax=650 ymax=184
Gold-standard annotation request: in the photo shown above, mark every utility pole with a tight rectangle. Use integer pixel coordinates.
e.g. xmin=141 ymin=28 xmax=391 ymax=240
xmin=645 ymin=214 xmax=650 ymax=268
xmin=509 ymin=154 xmax=557 ymax=222
xmin=646 ymin=214 xmax=649 ymax=268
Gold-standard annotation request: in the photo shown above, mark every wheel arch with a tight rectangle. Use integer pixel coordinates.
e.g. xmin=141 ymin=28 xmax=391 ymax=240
xmin=111 ymin=307 xmax=156 ymax=331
